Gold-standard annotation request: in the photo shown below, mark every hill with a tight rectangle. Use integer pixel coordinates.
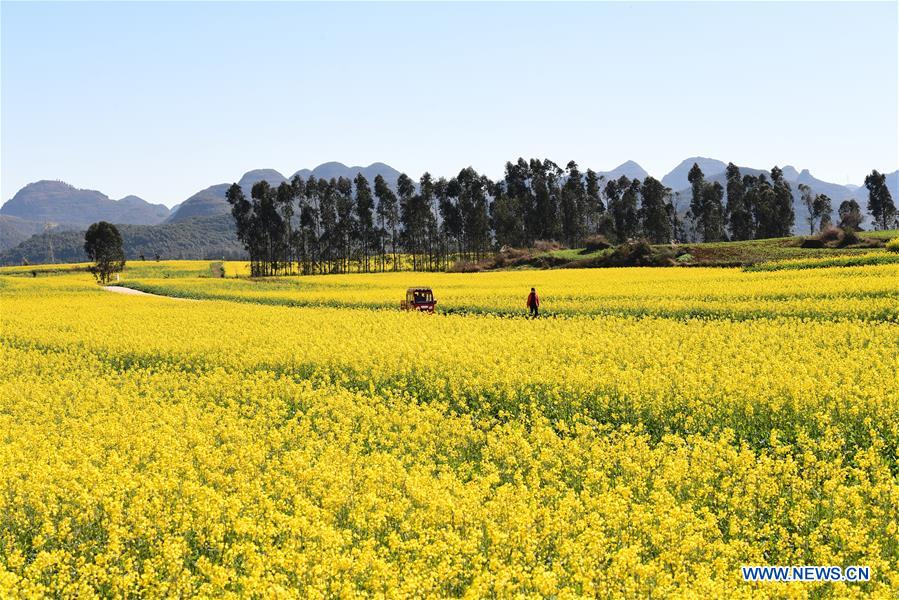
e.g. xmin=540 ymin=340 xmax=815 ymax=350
xmin=293 ymin=161 xmax=404 ymax=185
xmin=596 ymin=160 xmax=649 ymax=182
xmin=0 ymin=214 xmax=243 ymax=265
xmin=165 ymin=184 xmax=231 ymax=223
xmin=0 ymin=216 xmax=86 ymax=253
xmin=0 ymin=215 xmax=54 ymax=252
xmin=661 ymin=157 xmax=728 ymax=190
xmin=795 ymin=169 xmax=858 ymax=203
xmin=0 ymin=180 xmax=169 ymax=226
xmin=237 ymin=169 xmax=288 ymax=195
xmin=167 ymin=170 xmax=290 ymax=223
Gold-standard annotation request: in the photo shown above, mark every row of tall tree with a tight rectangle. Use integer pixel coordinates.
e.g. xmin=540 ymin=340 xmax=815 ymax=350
xmin=226 ymin=159 xmax=895 ymax=276
xmin=493 ymin=160 xmax=676 ymax=248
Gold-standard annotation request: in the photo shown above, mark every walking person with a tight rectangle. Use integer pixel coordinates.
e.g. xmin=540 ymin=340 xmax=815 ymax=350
xmin=526 ymin=287 xmax=540 ymax=318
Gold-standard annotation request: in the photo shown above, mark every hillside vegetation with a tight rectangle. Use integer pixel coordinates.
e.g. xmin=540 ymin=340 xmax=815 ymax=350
xmin=466 ymin=230 xmax=899 ymax=271
xmin=0 ymin=215 xmax=243 ymax=265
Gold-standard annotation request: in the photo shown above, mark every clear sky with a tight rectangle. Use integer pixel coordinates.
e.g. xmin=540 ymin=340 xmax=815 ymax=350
xmin=2 ymin=1 xmax=897 ymax=207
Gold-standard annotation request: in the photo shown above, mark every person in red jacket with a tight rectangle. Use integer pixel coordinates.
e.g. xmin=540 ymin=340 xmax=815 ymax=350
xmin=526 ymin=287 xmax=540 ymax=318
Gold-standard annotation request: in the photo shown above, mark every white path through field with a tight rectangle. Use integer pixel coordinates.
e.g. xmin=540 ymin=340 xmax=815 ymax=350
xmin=102 ymin=286 xmax=196 ymax=301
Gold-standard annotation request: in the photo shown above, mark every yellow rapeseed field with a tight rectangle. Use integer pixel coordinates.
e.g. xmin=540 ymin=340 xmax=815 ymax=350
xmin=0 ymin=264 xmax=897 ymax=597
xmin=119 ymin=261 xmax=898 ymax=320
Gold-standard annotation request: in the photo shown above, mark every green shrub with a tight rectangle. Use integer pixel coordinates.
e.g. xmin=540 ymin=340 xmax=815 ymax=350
xmin=800 ymin=238 xmax=825 ymax=249
xmin=533 ymin=240 xmax=562 ymax=253
xmin=605 ymin=240 xmax=674 ymax=267
xmin=582 ymin=234 xmax=612 ymax=253
xmin=449 ymin=260 xmax=483 ymax=273
xmin=818 ymin=227 xmax=842 ymax=244
xmin=838 ymin=228 xmax=860 ymax=247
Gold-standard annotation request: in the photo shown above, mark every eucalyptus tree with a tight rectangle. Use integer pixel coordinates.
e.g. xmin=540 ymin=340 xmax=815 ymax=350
xmin=560 ymin=161 xmax=586 ymax=247
xmin=864 ymin=170 xmax=896 ymax=230
xmin=441 ymin=176 xmax=464 ymax=261
xmin=605 ymin=176 xmax=639 ymax=242
xmin=276 ymin=181 xmax=297 ymax=272
xmin=456 ymin=167 xmax=491 ymax=260
xmin=639 ymin=176 xmax=672 ymax=243
xmin=838 ymin=199 xmax=863 ymax=231
xmin=491 ymin=179 xmax=526 ymax=249
xmin=335 ymin=177 xmax=355 ymax=272
xmin=353 ymin=173 xmax=375 ymax=272
xmin=584 ymin=168 xmax=605 ymax=234
xmin=799 ymin=183 xmax=816 ymax=234
xmin=725 ymin=163 xmax=752 ymax=241
xmin=813 ymin=194 xmax=833 ymax=231
xmin=374 ymin=174 xmax=399 ymax=271
xmin=770 ymin=166 xmax=795 ymax=237
xmin=317 ymin=179 xmax=338 ymax=273
xmin=417 ymin=172 xmax=439 ymax=270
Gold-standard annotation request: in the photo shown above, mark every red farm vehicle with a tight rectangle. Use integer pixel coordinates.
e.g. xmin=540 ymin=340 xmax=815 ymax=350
xmin=400 ymin=287 xmax=437 ymax=313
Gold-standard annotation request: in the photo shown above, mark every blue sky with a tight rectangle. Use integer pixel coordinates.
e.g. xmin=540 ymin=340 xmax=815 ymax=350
xmin=2 ymin=1 xmax=897 ymax=207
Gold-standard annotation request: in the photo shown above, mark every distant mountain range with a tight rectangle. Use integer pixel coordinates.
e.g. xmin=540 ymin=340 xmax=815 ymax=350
xmin=0 ymin=181 xmax=171 ymax=251
xmin=662 ymin=157 xmax=897 ymax=233
xmin=165 ymin=162 xmax=404 ymax=223
xmin=661 ymin=156 xmax=875 ymax=204
xmin=1 ymin=180 xmax=170 ymax=225
xmin=292 ymin=161 xmax=403 ymax=185
xmin=2 ymin=159 xmax=896 ymax=259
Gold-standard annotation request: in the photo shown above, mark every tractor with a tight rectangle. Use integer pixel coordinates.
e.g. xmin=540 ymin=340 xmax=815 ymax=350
xmin=401 ymin=287 xmax=437 ymax=313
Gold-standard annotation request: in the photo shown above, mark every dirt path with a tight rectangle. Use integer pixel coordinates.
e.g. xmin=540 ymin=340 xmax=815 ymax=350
xmin=103 ymin=285 xmax=196 ymax=301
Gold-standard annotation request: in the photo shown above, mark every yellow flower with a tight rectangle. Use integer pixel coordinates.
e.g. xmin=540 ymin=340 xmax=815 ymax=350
xmin=0 ymin=262 xmax=896 ymax=596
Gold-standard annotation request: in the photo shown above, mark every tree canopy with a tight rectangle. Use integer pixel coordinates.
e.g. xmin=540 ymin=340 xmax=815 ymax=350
xmin=84 ymin=221 xmax=126 ymax=284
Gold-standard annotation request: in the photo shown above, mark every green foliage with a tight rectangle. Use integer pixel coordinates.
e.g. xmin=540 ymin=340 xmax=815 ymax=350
xmin=687 ymin=164 xmax=726 ymax=242
xmin=605 ymin=176 xmax=640 ymax=242
xmin=886 ymin=237 xmax=899 ymax=253
xmin=84 ymin=221 xmax=125 ymax=284
xmin=838 ymin=199 xmax=864 ymax=231
xmin=560 ymin=161 xmax=587 ymax=247
xmin=604 ymin=240 xmax=674 ymax=266
xmin=799 ymin=184 xmax=815 ymax=234
xmin=839 ymin=227 xmax=860 ymax=247
xmin=725 ymin=163 xmax=752 ymax=241
xmin=812 ymin=193 xmax=833 ymax=232
xmin=638 ymin=177 xmax=672 ymax=243
xmin=374 ymin=174 xmax=400 ymax=270
xmin=491 ymin=186 xmax=526 ymax=249
xmin=865 ymin=169 xmax=897 ymax=231
xmin=582 ymin=234 xmax=612 ymax=252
